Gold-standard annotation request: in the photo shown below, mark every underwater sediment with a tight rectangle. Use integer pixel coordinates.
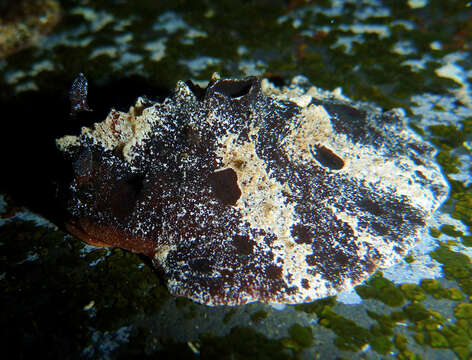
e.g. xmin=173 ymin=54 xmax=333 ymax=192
xmin=57 ymin=74 xmax=449 ymax=305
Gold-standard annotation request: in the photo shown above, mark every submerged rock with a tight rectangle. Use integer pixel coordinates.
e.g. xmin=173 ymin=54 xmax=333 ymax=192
xmin=0 ymin=0 xmax=61 ymax=59
xmin=56 ymin=74 xmax=449 ymax=305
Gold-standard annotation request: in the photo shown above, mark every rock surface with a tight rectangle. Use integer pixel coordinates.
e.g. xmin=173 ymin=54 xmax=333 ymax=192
xmin=0 ymin=0 xmax=60 ymax=59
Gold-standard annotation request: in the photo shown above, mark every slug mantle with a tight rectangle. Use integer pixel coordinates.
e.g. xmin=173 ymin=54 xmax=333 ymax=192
xmin=56 ymin=74 xmax=449 ymax=305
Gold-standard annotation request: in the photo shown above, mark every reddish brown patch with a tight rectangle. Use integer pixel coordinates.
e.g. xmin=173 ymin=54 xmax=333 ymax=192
xmin=66 ymin=218 xmax=156 ymax=258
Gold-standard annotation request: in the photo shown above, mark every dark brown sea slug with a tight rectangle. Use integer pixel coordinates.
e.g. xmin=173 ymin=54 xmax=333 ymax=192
xmin=56 ymin=74 xmax=449 ymax=305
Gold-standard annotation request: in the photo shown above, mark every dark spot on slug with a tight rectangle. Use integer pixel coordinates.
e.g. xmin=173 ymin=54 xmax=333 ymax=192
xmin=190 ymin=258 xmax=212 ymax=273
xmin=292 ymin=224 xmax=314 ymax=245
xmin=111 ymin=175 xmax=144 ymax=220
xmin=358 ymin=198 xmax=385 ymax=217
xmin=232 ymin=235 xmax=255 ymax=256
xmin=301 ymin=279 xmax=310 ymax=289
xmin=265 ymin=264 xmax=282 ymax=280
xmin=311 ymin=144 xmax=344 ymax=170
xmin=208 ymin=168 xmax=241 ymax=206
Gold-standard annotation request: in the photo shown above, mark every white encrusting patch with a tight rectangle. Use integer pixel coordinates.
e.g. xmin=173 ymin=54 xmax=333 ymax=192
xmin=153 ymin=244 xmax=177 ymax=270
xmin=57 ymin=96 xmax=166 ymax=169
xmin=212 ymin=125 xmax=331 ymax=300
xmin=214 ymin=128 xmax=296 ymax=240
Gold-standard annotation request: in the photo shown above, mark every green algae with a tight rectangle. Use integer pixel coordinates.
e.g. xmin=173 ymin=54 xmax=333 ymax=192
xmin=0 ymin=0 xmax=463 ymax=110
xmin=369 ymin=334 xmax=392 ymax=355
xmin=367 ymin=311 xmax=395 ymax=337
xmin=400 ymin=283 xmax=426 ymax=302
xmin=441 ymin=325 xmax=471 ymax=360
xmin=391 ymin=310 xmax=408 ymax=323
xmin=401 ymin=289 xmax=472 ymax=360
xmin=394 ymin=333 xmax=409 ymax=352
xmin=419 ymin=279 xmax=449 ymax=299
xmin=295 ymin=297 xmax=373 ymax=352
xmin=430 ymin=245 xmax=472 ymax=296
xmin=365 ymin=312 xmax=395 ymax=354
xmin=428 ymin=331 xmax=449 ymax=348
xmin=408 ymin=123 xmax=426 ymax=138
xmin=453 ymin=347 xmax=470 ymax=360
xmin=435 ymin=150 xmax=462 ymax=174
xmin=199 ymin=327 xmax=294 ymax=360
xmin=85 ymin=248 xmax=108 ymax=263
xmin=429 ymin=227 xmax=442 ymax=238
xmin=414 ymin=331 xmax=427 ymax=346
xmin=0 ymin=220 xmax=170 ymax=358
xmin=429 ymin=124 xmax=466 ymax=149
xmin=288 ymin=324 xmax=313 ymax=349
xmin=439 ymin=224 xmax=464 ymax=238
xmin=294 ymin=296 xmax=337 ymax=314
xmin=394 ymin=334 xmax=422 ymax=360
xmin=430 ymin=117 xmax=472 ymax=253
xmin=452 ymin=193 xmax=472 ymax=227
xmin=454 ymin=303 xmax=472 ymax=319
xmin=462 ymin=235 xmax=472 ymax=247
xmin=0 ymin=0 xmax=61 ymax=59
xmin=354 ymin=272 xmax=405 ymax=307
xmin=223 ymin=308 xmax=238 ymax=324
xmin=292 ymin=283 xmax=470 ymax=357
xmin=250 ymin=310 xmax=268 ymax=323
xmin=404 ymin=303 xmax=430 ymax=323
xmin=319 ymin=307 xmax=371 ymax=352
xmin=448 ymin=288 xmax=465 ymax=301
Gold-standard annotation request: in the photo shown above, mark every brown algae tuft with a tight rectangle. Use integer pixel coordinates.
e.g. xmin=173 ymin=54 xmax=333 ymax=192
xmin=56 ymin=74 xmax=449 ymax=305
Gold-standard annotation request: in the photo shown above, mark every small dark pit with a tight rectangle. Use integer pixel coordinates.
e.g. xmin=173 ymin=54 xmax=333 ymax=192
xmin=372 ymin=222 xmax=389 ymax=235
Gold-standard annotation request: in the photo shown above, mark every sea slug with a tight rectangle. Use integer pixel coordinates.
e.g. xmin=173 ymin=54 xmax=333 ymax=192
xmin=56 ymin=74 xmax=449 ymax=305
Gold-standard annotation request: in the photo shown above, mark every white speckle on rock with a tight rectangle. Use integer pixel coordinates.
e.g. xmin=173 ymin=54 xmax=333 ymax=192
xmin=4 ymin=70 xmax=27 ymax=84
xmin=179 ymin=57 xmax=221 ymax=75
xmin=14 ymin=80 xmax=39 ymax=93
xmin=89 ymin=46 xmax=119 ymax=59
xmin=114 ymin=33 xmax=133 ymax=45
xmin=408 ymin=0 xmax=428 ymax=9
xmin=145 ymin=38 xmax=167 ymax=62
xmin=71 ymin=7 xmax=114 ymax=32
xmin=153 ymin=11 xmax=188 ymax=34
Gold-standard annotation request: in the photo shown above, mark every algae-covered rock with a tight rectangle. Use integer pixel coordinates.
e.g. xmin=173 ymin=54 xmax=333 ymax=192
xmin=0 ymin=0 xmax=61 ymax=59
